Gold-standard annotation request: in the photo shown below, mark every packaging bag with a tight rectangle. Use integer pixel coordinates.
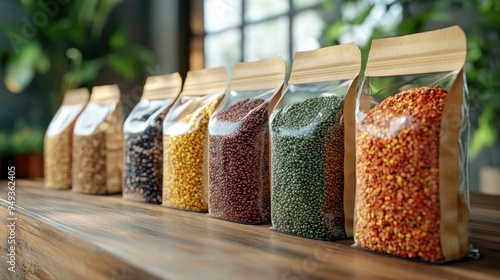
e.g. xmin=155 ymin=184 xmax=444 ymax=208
xmin=354 ymin=26 xmax=470 ymax=263
xmin=44 ymin=88 xmax=90 ymax=189
xmin=123 ymin=73 xmax=182 ymax=204
xmin=162 ymin=67 xmax=227 ymax=211
xmin=270 ymin=43 xmax=360 ymax=239
xmin=208 ymin=57 xmax=285 ymax=224
xmin=73 ymin=85 xmax=122 ymax=194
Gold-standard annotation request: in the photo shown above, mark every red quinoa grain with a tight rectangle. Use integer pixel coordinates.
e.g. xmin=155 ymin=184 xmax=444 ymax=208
xmin=208 ymin=98 xmax=271 ymax=224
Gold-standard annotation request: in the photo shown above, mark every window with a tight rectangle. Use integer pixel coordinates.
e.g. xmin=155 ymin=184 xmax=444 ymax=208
xmin=192 ymin=0 xmax=324 ymax=71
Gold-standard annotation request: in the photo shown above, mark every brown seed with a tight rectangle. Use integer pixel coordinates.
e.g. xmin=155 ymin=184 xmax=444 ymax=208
xmin=208 ymin=99 xmax=271 ymax=224
xmin=45 ymin=120 xmax=76 ymax=189
xmin=73 ymin=130 xmax=108 ymax=194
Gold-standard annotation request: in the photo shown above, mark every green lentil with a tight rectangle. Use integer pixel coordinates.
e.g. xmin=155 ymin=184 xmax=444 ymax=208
xmin=271 ymin=95 xmax=346 ymax=240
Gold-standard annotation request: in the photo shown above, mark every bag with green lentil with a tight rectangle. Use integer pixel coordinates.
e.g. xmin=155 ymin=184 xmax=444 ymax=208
xmin=123 ymin=73 xmax=182 ymax=204
xmin=354 ymin=26 xmax=471 ymax=263
xmin=44 ymin=88 xmax=90 ymax=189
xmin=208 ymin=57 xmax=285 ymax=224
xmin=162 ymin=67 xmax=227 ymax=211
xmin=270 ymin=43 xmax=360 ymax=240
xmin=73 ymin=85 xmax=123 ymax=194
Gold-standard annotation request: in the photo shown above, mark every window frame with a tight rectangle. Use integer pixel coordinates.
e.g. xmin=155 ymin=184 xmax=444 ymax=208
xmin=191 ymin=0 xmax=323 ymax=69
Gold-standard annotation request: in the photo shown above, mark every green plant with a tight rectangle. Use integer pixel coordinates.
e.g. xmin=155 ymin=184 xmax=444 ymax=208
xmin=0 ymin=119 xmax=44 ymax=155
xmin=466 ymin=0 xmax=500 ymax=159
xmin=322 ymin=0 xmax=500 ymax=160
xmin=0 ymin=0 xmax=155 ymax=155
xmin=0 ymin=0 xmax=154 ymax=111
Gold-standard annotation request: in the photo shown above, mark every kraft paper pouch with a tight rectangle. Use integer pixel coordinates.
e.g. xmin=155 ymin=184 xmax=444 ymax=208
xmin=73 ymin=85 xmax=122 ymax=194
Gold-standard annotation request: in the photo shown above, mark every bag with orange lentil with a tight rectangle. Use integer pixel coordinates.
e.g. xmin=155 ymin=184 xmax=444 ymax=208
xmin=162 ymin=67 xmax=227 ymax=211
xmin=354 ymin=26 xmax=476 ymax=263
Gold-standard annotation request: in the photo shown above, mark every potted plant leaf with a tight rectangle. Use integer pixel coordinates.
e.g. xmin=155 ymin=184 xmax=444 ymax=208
xmin=0 ymin=0 xmax=155 ymax=178
xmin=468 ymin=0 xmax=500 ymax=195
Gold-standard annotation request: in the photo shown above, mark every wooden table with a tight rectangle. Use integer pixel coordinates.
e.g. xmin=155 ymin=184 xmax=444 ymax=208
xmin=1 ymin=180 xmax=499 ymax=280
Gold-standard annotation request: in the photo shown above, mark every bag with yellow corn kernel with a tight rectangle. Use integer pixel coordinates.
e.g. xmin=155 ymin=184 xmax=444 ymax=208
xmin=44 ymin=88 xmax=90 ymax=189
xmin=270 ymin=43 xmax=360 ymax=240
xmin=207 ymin=57 xmax=285 ymax=224
xmin=162 ymin=67 xmax=227 ymax=211
xmin=73 ymin=85 xmax=123 ymax=194
xmin=354 ymin=26 xmax=476 ymax=263
xmin=123 ymin=73 xmax=182 ymax=204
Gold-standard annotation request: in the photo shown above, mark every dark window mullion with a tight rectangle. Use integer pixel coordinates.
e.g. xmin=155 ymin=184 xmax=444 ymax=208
xmin=241 ymin=0 xmax=246 ymax=62
xmin=204 ymin=3 xmax=322 ymax=37
xmin=289 ymin=0 xmax=293 ymax=62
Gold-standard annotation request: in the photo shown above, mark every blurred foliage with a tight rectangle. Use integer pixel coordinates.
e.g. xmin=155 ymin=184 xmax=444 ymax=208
xmin=1 ymin=0 xmax=154 ymax=102
xmin=0 ymin=119 xmax=44 ymax=155
xmin=322 ymin=0 xmax=500 ymax=160
xmin=0 ymin=0 xmax=155 ymax=154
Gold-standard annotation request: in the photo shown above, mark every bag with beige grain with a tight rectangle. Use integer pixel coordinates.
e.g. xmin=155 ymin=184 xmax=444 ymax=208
xmin=162 ymin=67 xmax=227 ymax=211
xmin=73 ymin=85 xmax=122 ymax=194
xmin=44 ymin=88 xmax=89 ymax=189
xmin=354 ymin=26 xmax=474 ymax=263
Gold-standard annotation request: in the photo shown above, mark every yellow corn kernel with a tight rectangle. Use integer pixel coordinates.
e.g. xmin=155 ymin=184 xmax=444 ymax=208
xmin=162 ymin=98 xmax=220 ymax=211
xmin=397 ymin=176 xmax=403 ymax=185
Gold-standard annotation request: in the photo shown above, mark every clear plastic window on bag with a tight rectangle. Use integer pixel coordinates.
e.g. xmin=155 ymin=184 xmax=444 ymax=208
xmin=123 ymin=73 xmax=182 ymax=204
xmin=208 ymin=88 xmax=278 ymax=224
xmin=353 ymin=26 xmax=471 ymax=263
xmin=73 ymin=85 xmax=122 ymax=195
xmin=270 ymin=80 xmax=352 ymax=240
xmin=123 ymin=99 xmax=174 ymax=204
xmin=354 ymin=71 xmax=470 ymax=263
xmin=162 ymin=93 xmax=223 ymax=211
xmin=45 ymin=88 xmax=89 ymax=189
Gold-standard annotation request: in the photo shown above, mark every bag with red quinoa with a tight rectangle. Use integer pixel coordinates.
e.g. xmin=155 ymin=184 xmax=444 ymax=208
xmin=354 ymin=26 xmax=473 ymax=263
xmin=45 ymin=88 xmax=89 ymax=189
xmin=73 ymin=85 xmax=122 ymax=194
xmin=208 ymin=57 xmax=285 ymax=224
xmin=270 ymin=43 xmax=360 ymax=240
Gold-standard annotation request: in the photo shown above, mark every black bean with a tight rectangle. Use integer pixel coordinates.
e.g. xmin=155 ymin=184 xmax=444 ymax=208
xmin=123 ymin=106 xmax=167 ymax=204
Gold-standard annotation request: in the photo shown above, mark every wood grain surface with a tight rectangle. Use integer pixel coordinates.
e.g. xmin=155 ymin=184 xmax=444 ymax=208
xmin=1 ymin=180 xmax=499 ymax=280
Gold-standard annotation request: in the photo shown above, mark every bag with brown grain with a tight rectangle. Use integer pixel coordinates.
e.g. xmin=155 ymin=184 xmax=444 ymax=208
xmin=123 ymin=73 xmax=182 ymax=204
xmin=354 ymin=26 xmax=473 ymax=263
xmin=162 ymin=67 xmax=227 ymax=211
xmin=270 ymin=43 xmax=360 ymax=240
xmin=44 ymin=88 xmax=89 ymax=189
xmin=208 ymin=57 xmax=285 ymax=224
xmin=73 ymin=85 xmax=122 ymax=194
